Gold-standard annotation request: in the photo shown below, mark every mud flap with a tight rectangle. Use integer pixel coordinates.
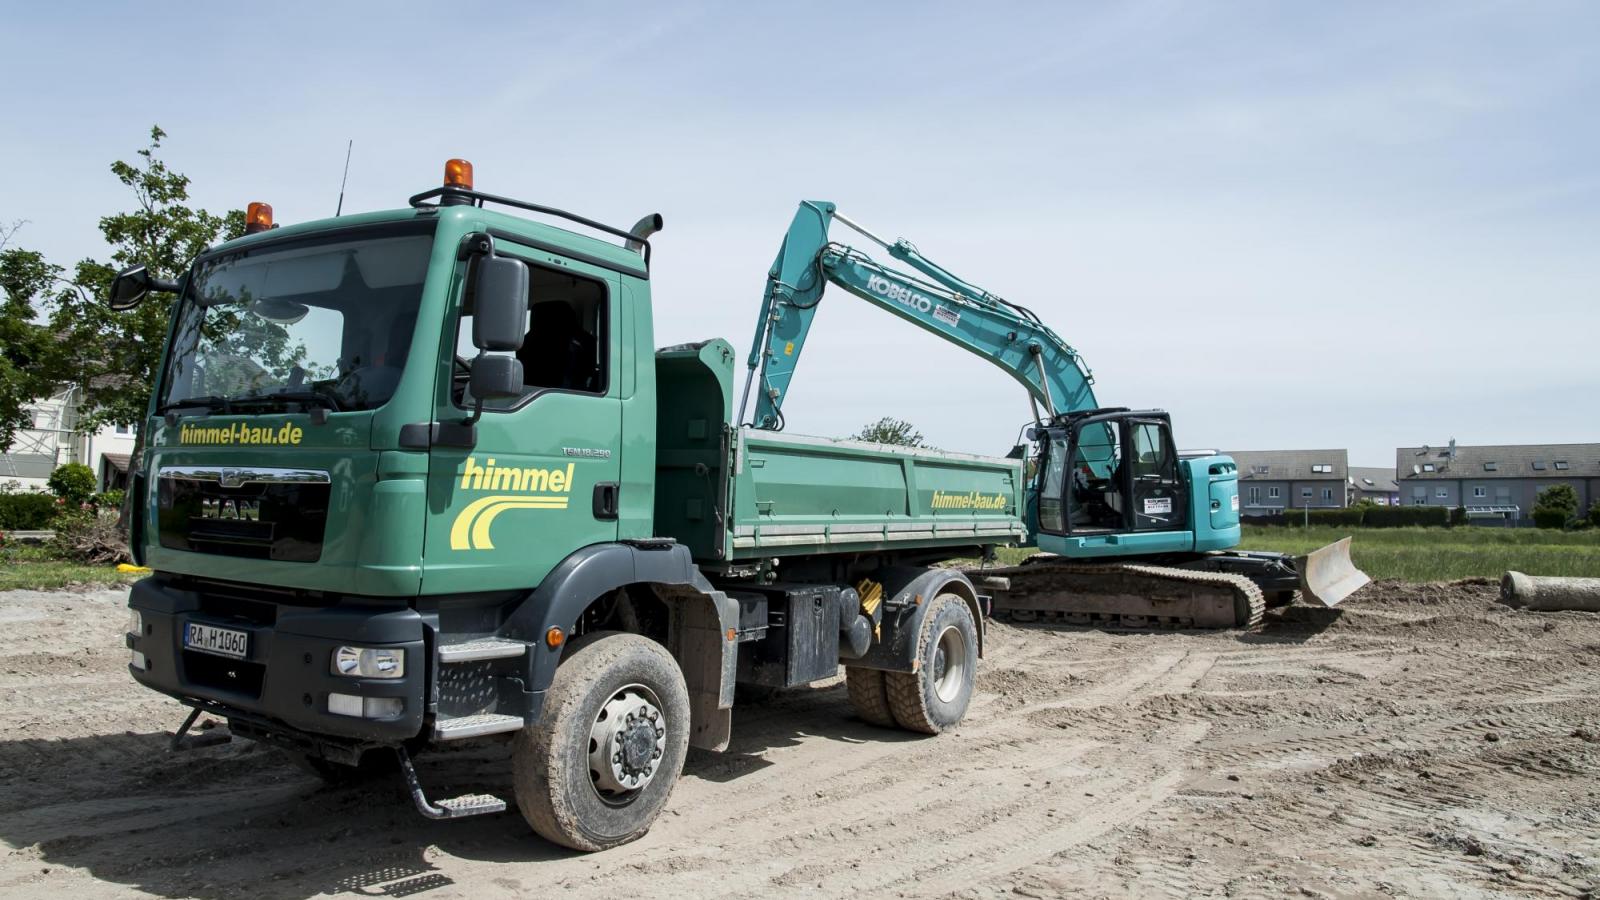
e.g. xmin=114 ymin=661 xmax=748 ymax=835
xmin=1296 ymin=537 xmax=1370 ymax=607
xmin=663 ymin=585 xmax=738 ymax=752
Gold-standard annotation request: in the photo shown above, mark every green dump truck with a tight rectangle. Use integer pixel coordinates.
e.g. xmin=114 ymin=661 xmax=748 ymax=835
xmin=112 ymin=162 xmax=1023 ymax=850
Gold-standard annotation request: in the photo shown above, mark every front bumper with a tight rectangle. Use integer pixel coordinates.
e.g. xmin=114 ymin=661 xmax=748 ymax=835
xmin=125 ymin=576 xmax=426 ymax=744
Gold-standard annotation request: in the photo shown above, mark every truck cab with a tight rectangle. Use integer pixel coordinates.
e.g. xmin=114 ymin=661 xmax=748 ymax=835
xmin=115 ymin=163 xmax=1016 ymax=851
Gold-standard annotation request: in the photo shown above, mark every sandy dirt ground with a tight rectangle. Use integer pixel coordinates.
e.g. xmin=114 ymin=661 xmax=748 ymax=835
xmin=1 ymin=580 xmax=1597 ymax=899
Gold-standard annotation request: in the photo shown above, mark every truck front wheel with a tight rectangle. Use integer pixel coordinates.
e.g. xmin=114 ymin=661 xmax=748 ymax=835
xmin=513 ymin=632 xmax=690 ymax=851
xmin=884 ymin=593 xmax=978 ymax=734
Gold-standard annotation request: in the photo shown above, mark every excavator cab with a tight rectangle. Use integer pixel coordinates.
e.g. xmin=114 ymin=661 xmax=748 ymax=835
xmin=1032 ymin=408 xmax=1188 ymax=544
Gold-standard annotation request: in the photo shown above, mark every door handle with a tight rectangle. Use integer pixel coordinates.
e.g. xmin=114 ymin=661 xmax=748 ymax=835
xmin=593 ymin=482 xmax=619 ymax=520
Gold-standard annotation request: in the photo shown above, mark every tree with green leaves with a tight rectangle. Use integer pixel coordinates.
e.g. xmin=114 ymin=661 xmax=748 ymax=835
xmin=0 ymin=127 xmax=243 ymax=451
xmin=1532 ymin=483 xmax=1579 ymax=529
xmin=0 ymin=221 xmax=63 ymax=450
xmin=852 ymin=416 xmax=926 ymax=448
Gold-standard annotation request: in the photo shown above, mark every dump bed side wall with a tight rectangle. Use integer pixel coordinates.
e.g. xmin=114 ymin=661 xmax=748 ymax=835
xmin=729 ymin=430 xmax=1025 ymax=559
xmin=653 ymin=340 xmax=1025 ymax=562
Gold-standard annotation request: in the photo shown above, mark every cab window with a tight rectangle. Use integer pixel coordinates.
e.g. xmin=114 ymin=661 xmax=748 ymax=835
xmin=454 ymin=260 xmax=608 ymax=408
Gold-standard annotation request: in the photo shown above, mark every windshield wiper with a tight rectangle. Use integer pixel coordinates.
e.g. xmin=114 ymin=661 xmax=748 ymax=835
xmin=158 ymin=396 xmax=233 ymax=422
xmin=232 ymin=390 xmax=344 ymax=412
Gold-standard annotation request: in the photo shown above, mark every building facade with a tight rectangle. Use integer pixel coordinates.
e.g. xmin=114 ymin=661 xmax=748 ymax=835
xmin=1347 ymin=466 xmax=1399 ymax=506
xmin=1227 ymin=449 xmax=1349 ymax=517
xmin=1395 ymin=442 xmax=1600 ymax=525
xmin=0 ymin=387 xmax=137 ymax=493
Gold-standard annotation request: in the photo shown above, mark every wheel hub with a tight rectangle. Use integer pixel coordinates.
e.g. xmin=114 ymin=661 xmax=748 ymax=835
xmin=932 ymin=624 xmax=967 ymax=703
xmin=589 ymin=685 xmax=666 ymax=798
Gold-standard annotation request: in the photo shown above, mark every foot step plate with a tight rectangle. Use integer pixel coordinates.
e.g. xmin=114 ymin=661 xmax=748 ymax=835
xmin=433 ymin=713 xmax=523 ymax=741
xmin=436 ymin=793 xmax=507 ymax=816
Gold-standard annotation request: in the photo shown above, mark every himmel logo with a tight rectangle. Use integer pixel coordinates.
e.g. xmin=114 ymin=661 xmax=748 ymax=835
xmin=449 ymin=457 xmax=577 ymax=550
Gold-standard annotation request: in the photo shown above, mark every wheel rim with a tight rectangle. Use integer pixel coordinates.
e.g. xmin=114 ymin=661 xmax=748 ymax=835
xmin=587 ymin=683 xmax=667 ymax=804
xmin=931 ymin=624 xmax=968 ymax=703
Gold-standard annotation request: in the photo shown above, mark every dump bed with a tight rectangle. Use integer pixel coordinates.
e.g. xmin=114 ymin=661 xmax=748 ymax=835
xmin=654 ymin=340 xmax=1026 ymax=563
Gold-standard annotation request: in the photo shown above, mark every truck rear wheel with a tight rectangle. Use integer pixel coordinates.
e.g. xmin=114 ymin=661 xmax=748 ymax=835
xmin=885 ymin=593 xmax=978 ymax=734
xmin=513 ymin=631 xmax=690 ymax=851
xmin=844 ymin=666 xmax=896 ymax=727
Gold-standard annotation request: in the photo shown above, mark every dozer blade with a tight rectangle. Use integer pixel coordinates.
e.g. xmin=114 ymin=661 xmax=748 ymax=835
xmin=1295 ymin=537 xmax=1369 ymax=608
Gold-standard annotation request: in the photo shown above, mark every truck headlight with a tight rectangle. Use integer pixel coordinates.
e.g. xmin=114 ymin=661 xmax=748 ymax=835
xmin=331 ymin=646 xmax=405 ymax=679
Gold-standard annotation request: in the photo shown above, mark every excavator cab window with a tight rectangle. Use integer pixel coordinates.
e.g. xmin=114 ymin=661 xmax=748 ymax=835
xmin=1035 ymin=413 xmax=1186 ymax=536
xmin=1127 ymin=419 xmax=1186 ymax=532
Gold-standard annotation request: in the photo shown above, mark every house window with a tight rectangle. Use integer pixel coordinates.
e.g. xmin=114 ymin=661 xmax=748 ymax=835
xmin=1248 ymin=486 xmax=1260 ymax=505
xmin=1473 ymin=486 xmax=1487 ymax=498
xmin=1436 ymin=489 xmax=1448 ymax=499
xmin=1362 ymin=478 xmax=1374 ymax=486
xmin=1268 ymin=487 xmax=1280 ymax=499
xmin=1321 ymin=488 xmax=1332 ymax=501
xmin=1532 ymin=461 xmax=1546 ymax=471
xmin=1300 ymin=487 xmax=1313 ymax=499
xmin=1554 ymin=461 xmax=1569 ymax=470
xmin=1483 ymin=462 xmax=1497 ymax=471
xmin=1422 ymin=464 xmax=1436 ymax=472
xmin=1310 ymin=464 xmax=1332 ymax=474
xmin=1411 ymin=486 xmax=1426 ymax=506
xmin=1251 ymin=465 xmax=1269 ymax=476
xmin=1496 ymin=486 xmax=1511 ymax=502
xmin=115 ymin=424 xmax=131 ymax=435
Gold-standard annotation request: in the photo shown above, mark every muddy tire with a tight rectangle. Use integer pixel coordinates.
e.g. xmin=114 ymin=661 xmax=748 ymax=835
xmin=513 ymin=631 xmax=690 ymax=852
xmin=845 ymin=666 xmax=896 ymax=727
xmin=885 ymin=594 xmax=978 ymax=734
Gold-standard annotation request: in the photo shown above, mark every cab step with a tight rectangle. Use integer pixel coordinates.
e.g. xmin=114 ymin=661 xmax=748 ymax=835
xmin=433 ymin=713 xmax=524 ymax=741
xmin=438 ymin=639 xmax=527 ymax=663
xmin=395 ymin=748 xmax=508 ymax=820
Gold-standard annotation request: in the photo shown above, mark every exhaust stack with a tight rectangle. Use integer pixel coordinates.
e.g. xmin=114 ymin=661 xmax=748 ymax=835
xmin=626 ymin=213 xmax=664 ymax=254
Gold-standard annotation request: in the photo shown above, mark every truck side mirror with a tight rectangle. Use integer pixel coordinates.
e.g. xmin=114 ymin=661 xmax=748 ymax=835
xmin=473 ymin=256 xmax=528 ymax=352
xmin=108 ymin=265 xmax=178 ymax=311
xmin=469 ymin=353 xmax=525 ymax=401
xmin=109 ymin=266 xmax=151 ymax=309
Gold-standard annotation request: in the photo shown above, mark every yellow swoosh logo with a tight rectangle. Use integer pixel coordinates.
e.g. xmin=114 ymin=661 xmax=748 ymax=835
xmin=449 ymin=494 xmax=571 ymax=550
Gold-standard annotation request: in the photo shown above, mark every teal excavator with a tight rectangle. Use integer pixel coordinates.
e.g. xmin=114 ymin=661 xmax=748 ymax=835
xmin=742 ymin=200 xmax=1367 ymax=628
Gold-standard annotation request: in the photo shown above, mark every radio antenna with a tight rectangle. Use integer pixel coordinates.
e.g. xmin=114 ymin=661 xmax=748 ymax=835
xmin=335 ymin=140 xmax=353 ymax=216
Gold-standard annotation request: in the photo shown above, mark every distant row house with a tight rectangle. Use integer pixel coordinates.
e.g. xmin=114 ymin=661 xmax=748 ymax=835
xmin=1395 ymin=442 xmax=1600 ymax=525
xmin=1227 ymin=449 xmax=1352 ymax=515
xmin=1226 ymin=442 xmax=1600 ymax=525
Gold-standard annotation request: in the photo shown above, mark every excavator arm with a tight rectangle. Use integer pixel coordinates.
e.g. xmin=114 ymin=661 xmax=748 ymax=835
xmin=740 ymin=200 xmax=1098 ymax=430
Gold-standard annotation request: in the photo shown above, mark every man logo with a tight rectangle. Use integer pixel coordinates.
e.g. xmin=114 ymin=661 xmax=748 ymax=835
xmin=449 ymin=457 xmax=576 ymax=550
xmin=199 ymin=498 xmax=261 ymax=521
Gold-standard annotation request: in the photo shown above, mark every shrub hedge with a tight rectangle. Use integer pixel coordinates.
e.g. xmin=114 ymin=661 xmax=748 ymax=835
xmin=0 ymin=492 xmax=59 ymax=530
xmin=1265 ymin=505 xmax=1451 ymax=528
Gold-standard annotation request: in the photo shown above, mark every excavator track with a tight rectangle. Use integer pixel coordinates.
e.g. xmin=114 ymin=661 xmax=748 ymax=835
xmin=971 ymin=558 xmax=1266 ymax=630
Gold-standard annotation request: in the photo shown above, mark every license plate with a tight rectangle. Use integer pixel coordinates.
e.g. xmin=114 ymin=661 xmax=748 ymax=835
xmin=184 ymin=622 xmax=250 ymax=659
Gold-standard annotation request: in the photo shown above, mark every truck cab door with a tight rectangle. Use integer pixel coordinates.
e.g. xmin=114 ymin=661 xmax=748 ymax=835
xmin=422 ymin=245 xmax=623 ymax=593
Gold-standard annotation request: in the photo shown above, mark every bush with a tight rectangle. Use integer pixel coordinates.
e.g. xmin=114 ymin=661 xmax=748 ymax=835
xmin=0 ymin=492 xmax=58 ymax=530
xmin=1450 ymin=505 xmax=1469 ymax=527
xmin=1363 ymin=505 xmax=1449 ymax=528
xmin=95 ymin=489 xmax=126 ymax=510
xmin=1300 ymin=508 xmax=1365 ymax=527
xmin=49 ymin=509 xmax=131 ymax=564
xmin=1588 ymin=499 xmax=1600 ymax=529
xmin=47 ymin=462 xmax=97 ymax=506
xmin=1532 ymin=484 xmax=1580 ymax=530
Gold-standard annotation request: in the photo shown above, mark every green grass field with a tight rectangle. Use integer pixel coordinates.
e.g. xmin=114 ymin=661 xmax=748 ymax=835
xmin=0 ymin=544 xmax=142 ymax=592
xmin=989 ymin=525 xmax=1600 ymax=582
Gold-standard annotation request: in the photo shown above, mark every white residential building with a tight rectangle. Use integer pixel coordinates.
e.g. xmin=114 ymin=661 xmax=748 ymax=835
xmin=0 ymin=386 xmax=137 ymax=493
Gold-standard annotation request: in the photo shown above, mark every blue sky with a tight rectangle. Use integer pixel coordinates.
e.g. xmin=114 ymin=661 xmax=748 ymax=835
xmin=2 ymin=1 xmax=1596 ymax=466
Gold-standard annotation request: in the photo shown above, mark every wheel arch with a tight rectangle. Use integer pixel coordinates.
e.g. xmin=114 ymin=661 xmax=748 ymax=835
xmin=848 ymin=566 xmax=985 ymax=673
xmin=502 ymin=541 xmax=737 ymax=752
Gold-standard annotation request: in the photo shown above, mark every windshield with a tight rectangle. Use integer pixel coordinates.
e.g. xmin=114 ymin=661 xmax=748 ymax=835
xmin=161 ymin=225 xmax=434 ymax=413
